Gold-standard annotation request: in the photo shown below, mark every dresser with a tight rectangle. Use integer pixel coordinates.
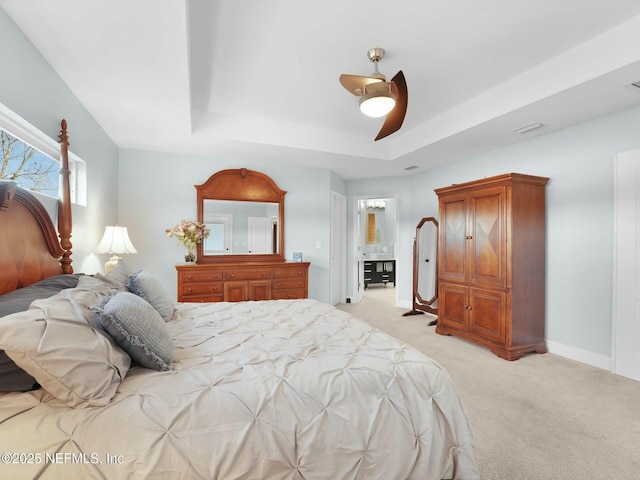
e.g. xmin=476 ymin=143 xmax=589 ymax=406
xmin=435 ymin=173 xmax=549 ymax=360
xmin=176 ymin=262 xmax=310 ymax=302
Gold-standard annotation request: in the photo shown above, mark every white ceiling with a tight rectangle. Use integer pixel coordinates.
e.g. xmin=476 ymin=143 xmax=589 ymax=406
xmin=3 ymin=0 xmax=640 ymax=180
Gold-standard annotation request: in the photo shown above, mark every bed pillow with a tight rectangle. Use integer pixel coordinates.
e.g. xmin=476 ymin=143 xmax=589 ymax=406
xmin=94 ymin=260 xmax=133 ymax=291
xmin=92 ymin=292 xmax=173 ymax=371
xmin=0 ymin=287 xmax=131 ymax=407
xmin=0 ymin=353 xmax=38 ymax=392
xmin=0 ymin=274 xmax=83 ymax=392
xmin=127 ymin=270 xmax=174 ymax=321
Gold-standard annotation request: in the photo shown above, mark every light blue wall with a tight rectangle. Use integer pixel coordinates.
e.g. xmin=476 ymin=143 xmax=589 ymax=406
xmin=0 ymin=8 xmax=119 ymax=274
xmin=346 ymin=105 xmax=640 ymax=359
xmin=117 ymin=149 xmax=333 ymax=303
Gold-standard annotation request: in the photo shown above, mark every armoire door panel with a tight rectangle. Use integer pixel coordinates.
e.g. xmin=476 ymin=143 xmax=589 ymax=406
xmin=468 ymin=288 xmax=506 ymax=342
xmin=469 ymin=187 xmax=505 ymax=287
xmin=439 ymin=283 xmax=468 ymax=331
xmin=439 ymin=193 xmax=468 ymax=283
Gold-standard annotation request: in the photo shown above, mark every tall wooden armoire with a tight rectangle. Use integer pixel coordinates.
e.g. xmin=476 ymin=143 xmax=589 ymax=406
xmin=435 ymin=173 xmax=549 ymax=360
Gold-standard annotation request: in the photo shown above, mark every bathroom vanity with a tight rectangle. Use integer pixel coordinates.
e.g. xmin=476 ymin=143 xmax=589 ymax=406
xmin=363 ymin=259 xmax=396 ymax=288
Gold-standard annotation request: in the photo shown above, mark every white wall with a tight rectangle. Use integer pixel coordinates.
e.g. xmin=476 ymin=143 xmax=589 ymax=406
xmin=117 ymin=149 xmax=334 ymax=303
xmin=0 ymin=9 xmax=119 ymax=274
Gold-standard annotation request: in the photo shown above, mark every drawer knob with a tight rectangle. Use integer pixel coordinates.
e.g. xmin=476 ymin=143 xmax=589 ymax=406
xmin=187 ymin=275 xmax=193 ymax=280
xmin=187 ymin=288 xmax=192 ymax=292
xmin=230 ymin=274 xmax=235 ymax=278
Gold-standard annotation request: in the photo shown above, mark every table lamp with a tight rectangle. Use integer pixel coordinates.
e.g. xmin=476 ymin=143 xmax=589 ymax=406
xmin=95 ymin=225 xmax=138 ymax=274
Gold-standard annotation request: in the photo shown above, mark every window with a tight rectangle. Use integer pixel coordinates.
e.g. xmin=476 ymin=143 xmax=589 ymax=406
xmin=1 ymin=128 xmax=59 ymax=197
xmin=0 ymin=103 xmax=86 ymax=205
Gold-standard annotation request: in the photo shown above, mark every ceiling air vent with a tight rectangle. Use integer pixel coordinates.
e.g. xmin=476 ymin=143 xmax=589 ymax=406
xmin=404 ymin=165 xmax=419 ymax=171
xmin=511 ymin=122 xmax=544 ymax=134
xmin=629 ymin=81 xmax=640 ymax=90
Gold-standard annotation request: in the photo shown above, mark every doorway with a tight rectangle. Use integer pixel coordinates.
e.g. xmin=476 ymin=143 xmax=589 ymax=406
xmin=352 ymin=195 xmax=399 ymax=306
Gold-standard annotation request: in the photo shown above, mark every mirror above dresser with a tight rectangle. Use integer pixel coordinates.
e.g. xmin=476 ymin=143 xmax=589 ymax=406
xmin=196 ymin=168 xmax=286 ymax=264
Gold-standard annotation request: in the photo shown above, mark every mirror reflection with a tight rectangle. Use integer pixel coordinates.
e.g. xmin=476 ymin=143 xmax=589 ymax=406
xmin=416 ymin=220 xmax=437 ymax=305
xmin=203 ymin=200 xmax=279 ymax=255
xmin=403 ymin=217 xmax=438 ymax=320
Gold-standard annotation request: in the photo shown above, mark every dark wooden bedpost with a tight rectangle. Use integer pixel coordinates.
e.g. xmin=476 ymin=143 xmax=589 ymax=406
xmin=58 ymin=119 xmax=73 ymax=273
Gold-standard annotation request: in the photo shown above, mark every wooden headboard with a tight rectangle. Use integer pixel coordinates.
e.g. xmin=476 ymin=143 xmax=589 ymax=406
xmin=0 ymin=120 xmax=73 ymax=295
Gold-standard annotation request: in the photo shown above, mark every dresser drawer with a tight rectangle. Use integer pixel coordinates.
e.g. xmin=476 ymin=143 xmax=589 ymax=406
xmin=225 ymin=269 xmax=271 ymax=281
xmin=272 ymin=278 xmax=306 ymax=290
xmin=180 ymin=293 xmax=224 ymax=303
xmin=180 ymin=271 xmax=223 ymax=283
xmin=272 ymin=288 xmax=306 ymax=300
xmin=273 ymin=267 xmax=307 ymax=279
xmin=181 ymin=282 xmax=224 ymax=296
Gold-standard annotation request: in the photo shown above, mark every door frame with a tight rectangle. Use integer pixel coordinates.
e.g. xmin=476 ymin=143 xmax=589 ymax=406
xmin=352 ymin=194 xmax=400 ymax=305
xmin=330 ymin=191 xmax=347 ymax=305
xmin=612 ymin=149 xmax=640 ymax=381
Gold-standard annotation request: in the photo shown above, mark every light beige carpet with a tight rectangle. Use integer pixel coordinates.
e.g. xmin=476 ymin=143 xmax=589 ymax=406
xmin=338 ymin=286 xmax=640 ymax=480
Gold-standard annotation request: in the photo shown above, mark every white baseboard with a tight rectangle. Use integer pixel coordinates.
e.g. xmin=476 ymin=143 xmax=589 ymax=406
xmin=546 ymin=339 xmax=611 ymax=371
xmin=397 ymin=300 xmax=412 ymax=309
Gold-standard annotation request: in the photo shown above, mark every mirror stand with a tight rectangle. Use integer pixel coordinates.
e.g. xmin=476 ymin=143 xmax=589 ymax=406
xmin=402 ymin=217 xmax=438 ymax=325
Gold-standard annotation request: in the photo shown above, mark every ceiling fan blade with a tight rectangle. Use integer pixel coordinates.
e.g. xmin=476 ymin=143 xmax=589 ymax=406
xmin=340 ymin=74 xmax=383 ymax=96
xmin=375 ymin=70 xmax=408 ymax=141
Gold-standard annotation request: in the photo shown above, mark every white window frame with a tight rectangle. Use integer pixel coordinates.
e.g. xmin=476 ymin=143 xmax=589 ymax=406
xmin=0 ymin=103 xmax=87 ymax=206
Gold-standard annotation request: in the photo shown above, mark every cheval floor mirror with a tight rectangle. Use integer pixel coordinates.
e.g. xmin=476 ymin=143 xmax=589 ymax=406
xmin=403 ymin=217 xmax=438 ymax=325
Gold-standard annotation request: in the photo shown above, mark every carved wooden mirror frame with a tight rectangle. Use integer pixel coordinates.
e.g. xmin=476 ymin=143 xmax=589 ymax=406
xmin=196 ymin=168 xmax=286 ymax=264
xmin=403 ymin=217 xmax=438 ymax=322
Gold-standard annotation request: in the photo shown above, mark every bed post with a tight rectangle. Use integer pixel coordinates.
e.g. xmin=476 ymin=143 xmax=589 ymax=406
xmin=58 ymin=119 xmax=73 ymax=273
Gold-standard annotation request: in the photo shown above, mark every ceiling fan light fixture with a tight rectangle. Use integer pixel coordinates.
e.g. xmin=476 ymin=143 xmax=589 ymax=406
xmin=339 ymin=47 xmax=407 ymax=139
xmin=359 ymin=83 xmax=396 ymax=118
xmin=360 ymin=95 xmax=396 ymax=118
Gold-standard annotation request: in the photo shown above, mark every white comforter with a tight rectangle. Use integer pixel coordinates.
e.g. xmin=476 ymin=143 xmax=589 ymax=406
xmin=0 ymin=299 xmax=478 ymax=479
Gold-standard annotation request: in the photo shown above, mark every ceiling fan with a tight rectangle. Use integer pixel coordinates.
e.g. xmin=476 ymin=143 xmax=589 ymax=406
xmin=339 ymin=48 xmax=408 ymax=141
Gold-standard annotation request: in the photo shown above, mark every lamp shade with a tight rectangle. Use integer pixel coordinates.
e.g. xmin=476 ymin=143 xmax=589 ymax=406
xmin=95 ymin=226 xmax=138 ymax=254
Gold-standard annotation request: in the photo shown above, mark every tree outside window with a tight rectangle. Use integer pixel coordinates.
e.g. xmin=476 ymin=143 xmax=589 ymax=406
xmin=0 ymin=128 xmax=59 ymax=197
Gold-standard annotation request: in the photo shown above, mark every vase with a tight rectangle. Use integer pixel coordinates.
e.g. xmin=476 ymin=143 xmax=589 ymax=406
xmin=184 ymin=243 xmax=196 ymax=263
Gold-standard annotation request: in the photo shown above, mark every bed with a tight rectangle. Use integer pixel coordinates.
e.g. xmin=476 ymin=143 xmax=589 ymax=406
xmin=0 ymin=121 xmax=478 ymax=479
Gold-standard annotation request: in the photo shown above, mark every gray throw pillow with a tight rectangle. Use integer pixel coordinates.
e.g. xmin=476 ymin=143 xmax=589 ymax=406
xmin=94 ymin=260 xmax=133 ymax=291
xmin=127 ymin=270 xmax=174 ymax=321
xmin=93 ymin=292 xmax=173 ymax=371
